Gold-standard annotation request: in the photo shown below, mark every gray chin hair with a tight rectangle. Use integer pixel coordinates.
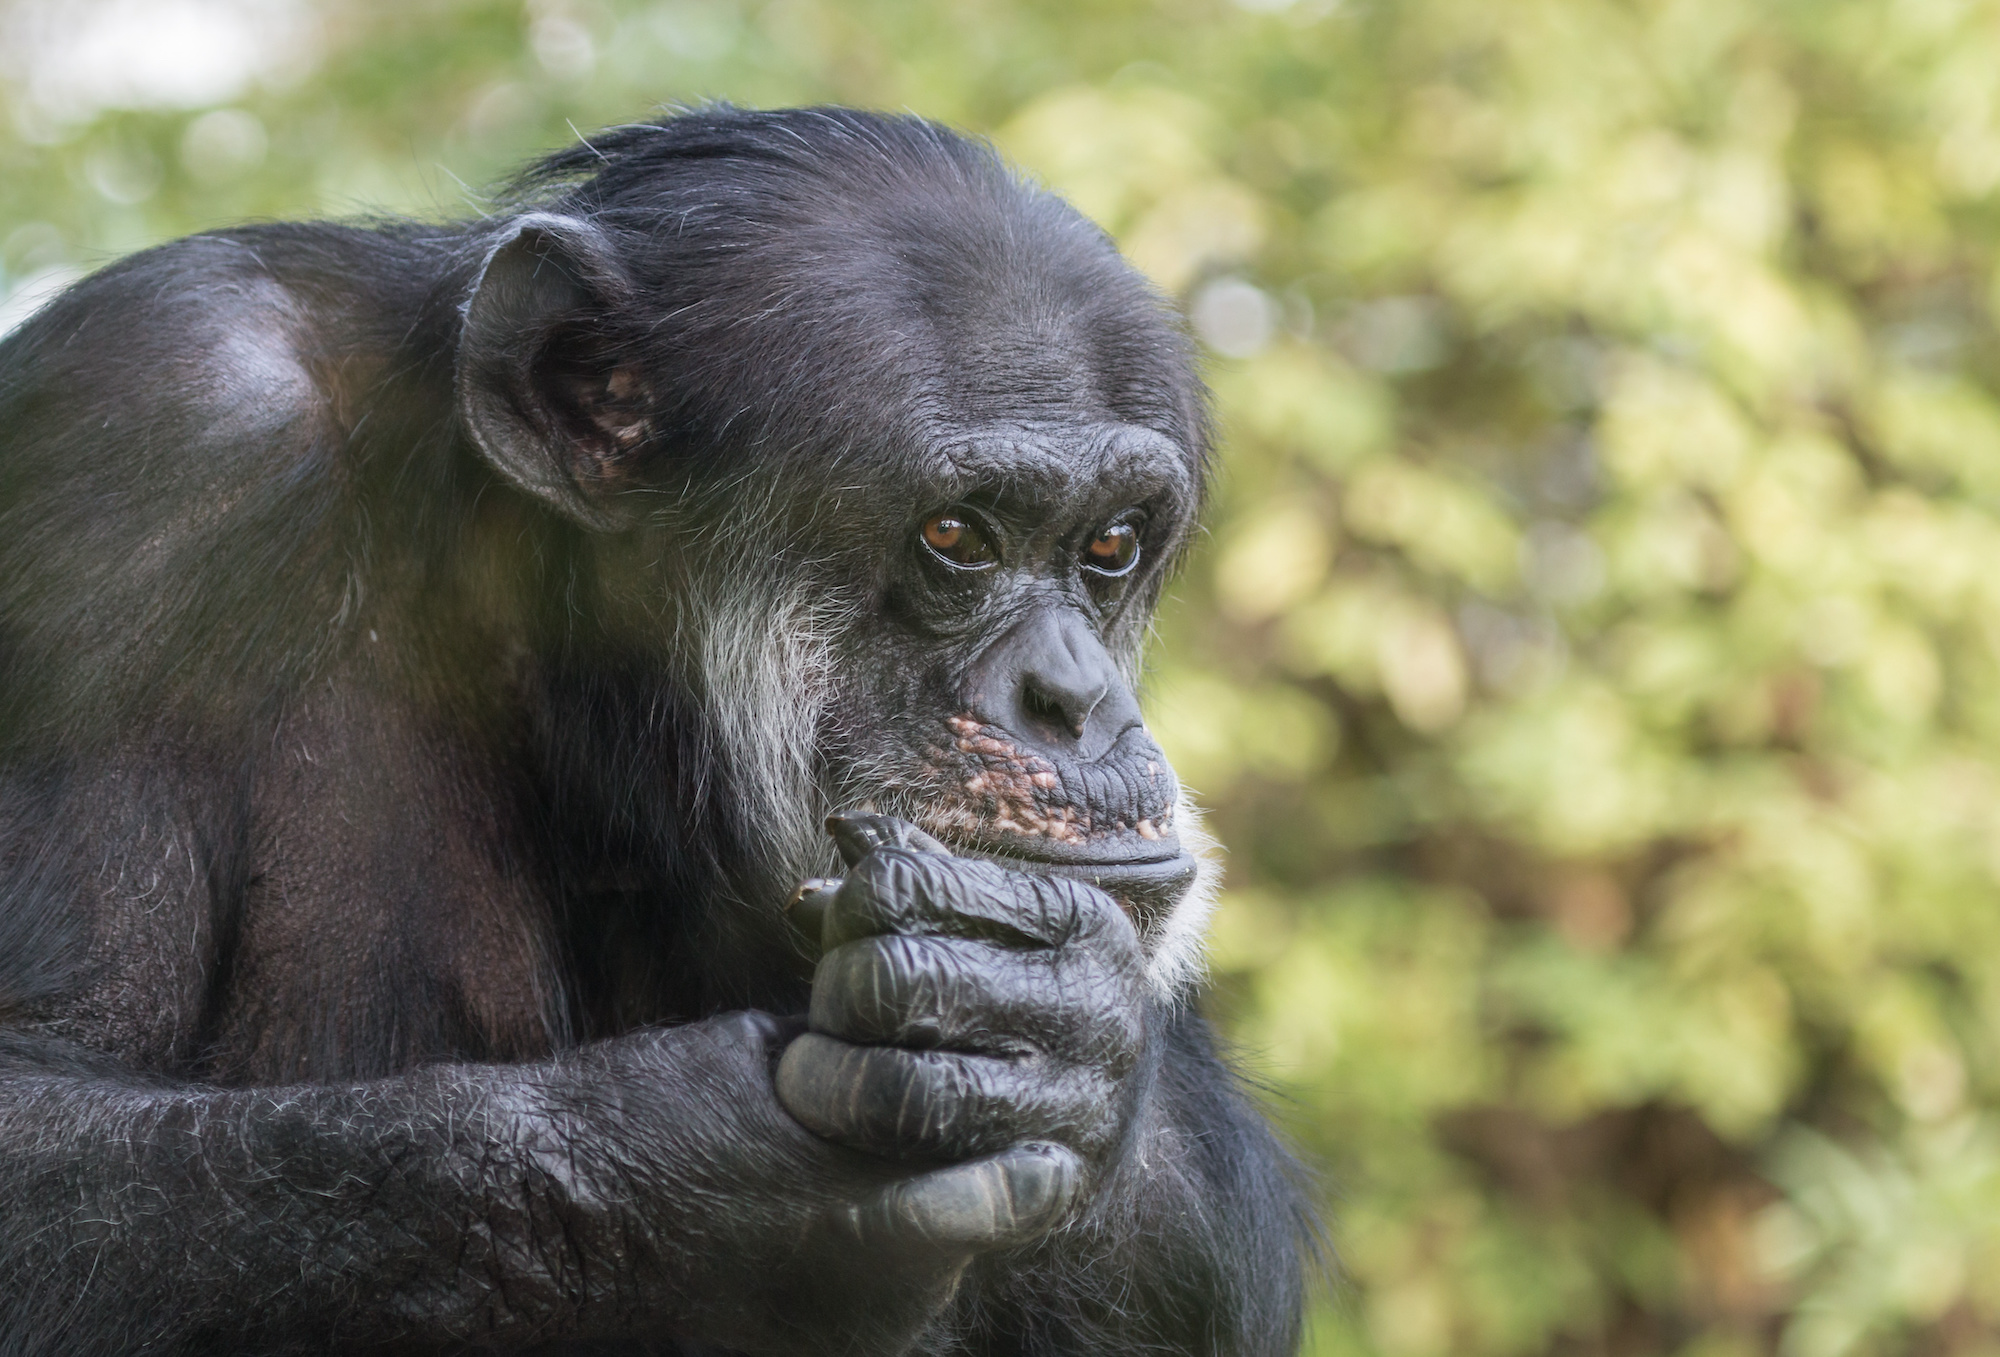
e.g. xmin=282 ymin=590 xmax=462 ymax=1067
xmin=682 ymin=565 xmax=851 ymax=904
xmin=1140 ymin=786 xmax=1220 ymax=1004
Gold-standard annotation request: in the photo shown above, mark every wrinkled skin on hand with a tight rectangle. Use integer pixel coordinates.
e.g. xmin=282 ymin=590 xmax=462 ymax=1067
xmin=778 ymin=812 xmax=1150 ymax=1251
xmin=529 ymin=1013 xmax=1072 ymax=1354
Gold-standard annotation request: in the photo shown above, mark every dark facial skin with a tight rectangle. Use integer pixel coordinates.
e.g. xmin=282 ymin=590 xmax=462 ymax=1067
xmin=0 ymin=109 xmax=1308 ymax=1355
xmin=820 ymin=422 xmax=1203 ymax=926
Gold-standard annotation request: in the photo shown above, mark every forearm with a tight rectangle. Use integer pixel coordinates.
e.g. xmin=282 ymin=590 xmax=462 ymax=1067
xmin=0 ymin=1015 xmax=934 ymax=1357
xmin=0 ymin=1034 xmax=575 ymax=1350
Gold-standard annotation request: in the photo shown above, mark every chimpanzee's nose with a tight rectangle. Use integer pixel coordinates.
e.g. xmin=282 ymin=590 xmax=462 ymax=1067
xmin=966 ymin=607 xmax=1142 ymax=760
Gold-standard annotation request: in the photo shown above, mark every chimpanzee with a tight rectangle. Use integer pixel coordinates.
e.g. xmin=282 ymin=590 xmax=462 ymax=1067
xmin=0 ymin=107 xmax=1310 ymax=1355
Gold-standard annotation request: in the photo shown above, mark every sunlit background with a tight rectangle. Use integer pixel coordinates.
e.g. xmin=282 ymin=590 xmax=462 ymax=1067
xmin=9 ymin=1 xmax=2000 ymax=1353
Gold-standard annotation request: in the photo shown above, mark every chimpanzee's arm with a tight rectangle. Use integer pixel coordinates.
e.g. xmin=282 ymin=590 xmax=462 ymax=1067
xmin=0 ymin=1016 xmax=1073 ymax=1356
xmin=942 ymin=1008 xmax=1312 ymax=1357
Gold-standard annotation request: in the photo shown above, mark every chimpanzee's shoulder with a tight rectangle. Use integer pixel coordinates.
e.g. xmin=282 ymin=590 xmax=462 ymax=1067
xmin=0 ymin=222 xmax=454 ymax=451
xmin=0 ymin=223 xmax=446 ymax=639
xmin=0 ymin=222 xmax=466 ymax=719
xmin=1 ymin=230 xmax=309 ymax=440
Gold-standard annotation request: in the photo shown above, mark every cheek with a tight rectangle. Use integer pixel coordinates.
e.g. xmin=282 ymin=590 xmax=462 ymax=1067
xmin=815 ymin=654 xmax=953 ymax=779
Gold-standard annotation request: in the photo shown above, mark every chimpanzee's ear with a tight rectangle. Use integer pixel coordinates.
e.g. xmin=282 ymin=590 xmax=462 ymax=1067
xmin=457 ymin=212 xmax=651 ymax=531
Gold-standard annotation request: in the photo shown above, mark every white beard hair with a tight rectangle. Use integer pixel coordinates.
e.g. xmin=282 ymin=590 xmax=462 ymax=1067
xmin=680 ymin=556 xmax=851 ymax=903
xmin=1139 ymin=785 xmax=1220 ymax=1004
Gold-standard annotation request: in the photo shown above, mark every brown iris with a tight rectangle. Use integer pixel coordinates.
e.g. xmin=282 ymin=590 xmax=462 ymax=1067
xmin=1083 ymin=522 xmax=1140 ymax=576
xmin=920 ymin=513 xmax=997 ymax=567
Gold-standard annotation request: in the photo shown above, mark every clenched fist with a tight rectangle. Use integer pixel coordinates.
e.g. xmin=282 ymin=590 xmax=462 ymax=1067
xmin=776 ymin=812 xmax=1152 ymax=1246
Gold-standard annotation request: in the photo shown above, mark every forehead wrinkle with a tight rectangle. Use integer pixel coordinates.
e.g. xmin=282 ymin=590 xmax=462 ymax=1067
xmin=932 ymin=424 xmax=1194 ymax=509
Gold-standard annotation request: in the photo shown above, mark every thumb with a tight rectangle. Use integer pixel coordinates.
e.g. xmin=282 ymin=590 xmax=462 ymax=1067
xmin=839 ymin=1142 xmax=1081 ymax=1254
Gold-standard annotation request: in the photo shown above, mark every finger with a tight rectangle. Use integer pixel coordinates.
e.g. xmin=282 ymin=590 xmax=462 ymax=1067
xmin=808 ymin=934 xmax=1135 ymax=1063
xmin=826 ymin=812 xmax=951 ymax=868
xmin=823 ymin=851 xmax=1087 ymax=952
xmin=776 ymin=1032 xmax=1086 ymax=1160
xmin=843 ymin=1143 xmax=1081 ymax=1252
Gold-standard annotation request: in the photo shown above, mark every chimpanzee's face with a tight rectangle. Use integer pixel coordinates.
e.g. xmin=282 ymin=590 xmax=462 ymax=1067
xmin=813 ymin=418 xmax=1203 ymax=932
xmin=454 ymin=190 xmax=1212 ymax=942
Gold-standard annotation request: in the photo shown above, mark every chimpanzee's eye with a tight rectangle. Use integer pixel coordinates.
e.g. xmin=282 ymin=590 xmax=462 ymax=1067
xmin=1082 ymin=521 xmax=1140 ymax=576
xmin=920 ymin=512 xmax=997 ymax=568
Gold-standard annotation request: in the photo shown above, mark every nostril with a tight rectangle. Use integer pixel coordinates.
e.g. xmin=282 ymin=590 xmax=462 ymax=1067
xmin=1021 ymin=680 xmax=1079 ymax=736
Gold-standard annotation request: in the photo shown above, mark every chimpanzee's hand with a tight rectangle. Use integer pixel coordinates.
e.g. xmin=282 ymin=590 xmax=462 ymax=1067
xmin=775 ymin=813 xmax=1150 ymax=1236
xmin=540 ymin=1006 xmax=1084 ymax=1355
xmin=536 ymin=814 xmax=1149 ymax=1352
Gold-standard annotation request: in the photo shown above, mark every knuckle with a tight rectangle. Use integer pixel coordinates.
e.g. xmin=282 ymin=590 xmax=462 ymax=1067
xmin=840 ymin=853 xmax=896 ymax=909
xmin=818 ymin=1044 xmax=955 ymax=1143
xmin=816 ymin=932 xmax=1081 ymax=1060
xmin=814 ymin=936 xmax=894 ymax=996
xmin=845 ymin=850 xmax=950 ymax=918
xmin=861 ymin=845 xmax=937 ymax=890
xmin=812 ymin=936 xmax=952 ymax=1041
xmin=898 ymin=1055 xmax=974 ymax=1143
xmin=890 ymin=1052 xmax=1014 ymax=1153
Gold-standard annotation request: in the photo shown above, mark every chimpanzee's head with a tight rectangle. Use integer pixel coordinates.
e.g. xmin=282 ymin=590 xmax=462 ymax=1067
xmin=456 ymin=107 xmax=1217 ymax=995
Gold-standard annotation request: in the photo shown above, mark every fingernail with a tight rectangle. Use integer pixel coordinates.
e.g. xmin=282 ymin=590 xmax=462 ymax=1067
xmin=826 ymin=813 xmax=888 ymax=866
xmin=787 ymin=876 xmax=841 ymax=944
xmin=825 ymin=811 xmax=952 ymax=865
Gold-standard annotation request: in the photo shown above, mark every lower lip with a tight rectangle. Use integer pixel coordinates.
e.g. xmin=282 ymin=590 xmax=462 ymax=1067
xmin=971 ymin=850 xmax=1199 ymax=928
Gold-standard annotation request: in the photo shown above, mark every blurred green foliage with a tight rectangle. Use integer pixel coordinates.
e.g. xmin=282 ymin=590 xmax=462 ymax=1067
xmin=8 ymin=0 xmax=2000 ymax=1352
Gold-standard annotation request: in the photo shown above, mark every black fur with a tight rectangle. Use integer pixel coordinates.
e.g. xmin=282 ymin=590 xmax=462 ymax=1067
xmin=0 ymin=107 xmax=1310 ymax=1355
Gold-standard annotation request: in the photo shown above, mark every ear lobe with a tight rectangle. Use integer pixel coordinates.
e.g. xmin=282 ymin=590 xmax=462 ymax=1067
xmin=456 ymin=212 xmax=650 ymax=531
